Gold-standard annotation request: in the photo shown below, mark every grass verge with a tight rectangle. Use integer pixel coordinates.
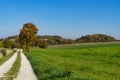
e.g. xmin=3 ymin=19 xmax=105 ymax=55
xmin=0 ymin=52 xmax=14 ymax=65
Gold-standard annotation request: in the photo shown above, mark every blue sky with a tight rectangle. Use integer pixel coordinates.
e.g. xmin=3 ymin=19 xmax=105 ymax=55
xmin=0 ymin=0 xmax=120 ymax=39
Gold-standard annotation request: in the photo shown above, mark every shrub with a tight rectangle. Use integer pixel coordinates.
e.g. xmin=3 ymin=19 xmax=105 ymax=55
xmin=3 ymin=39 xmax=12 ymax=48
xmin=0 ymin=41 xmax=3 ymax=48
xmin=1 ymin=49 xmax=7 ymax=57
xmin=38 ymin=40 xmax=48 ymax=49
xmin=37 ymin=40 xmax=48 ymax=48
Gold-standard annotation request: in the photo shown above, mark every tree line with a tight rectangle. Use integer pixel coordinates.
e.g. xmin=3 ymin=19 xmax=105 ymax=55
xmin=0 ymin=34 xmax=116 ymax=47
xmin=0 ymin=23 xmax=117 ymax=51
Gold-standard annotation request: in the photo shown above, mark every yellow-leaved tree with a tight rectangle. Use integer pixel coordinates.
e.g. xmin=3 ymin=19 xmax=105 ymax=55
xmin=19 ymin=23 xmax=38 ymax=52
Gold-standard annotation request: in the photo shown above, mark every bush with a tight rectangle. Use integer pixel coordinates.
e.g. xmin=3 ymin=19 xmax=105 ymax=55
xmin=0 ymin=41 xmax=3 ymax=48
xmin=1 ymin=49 xmax=7 ymax=57
xmin=38 ymin=40 xmax=48 ymax=49
xmin=3 ymin=39 xmax=12 ymax=48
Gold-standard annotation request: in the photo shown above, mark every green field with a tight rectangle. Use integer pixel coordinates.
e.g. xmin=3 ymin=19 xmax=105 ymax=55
xmin=25 ymin=43 xmax=120 ymax=80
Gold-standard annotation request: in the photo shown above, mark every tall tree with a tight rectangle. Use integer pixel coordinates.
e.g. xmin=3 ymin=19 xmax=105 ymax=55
xmin=19 ymin=23 xmax=38 ymax=52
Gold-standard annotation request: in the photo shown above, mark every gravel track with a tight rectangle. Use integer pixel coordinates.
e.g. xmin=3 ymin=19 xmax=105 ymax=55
xmin=0 ymin=49 xmax=37 ymax=80
xmin=0 ymin=52 xmax=18 ymax=78
xmin=14 ymin=52 xmax=37 ymax=80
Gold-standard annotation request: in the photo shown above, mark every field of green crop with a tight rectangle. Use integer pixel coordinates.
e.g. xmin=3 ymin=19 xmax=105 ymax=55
xmin=25 ymin=43 xmax=120 ymax=80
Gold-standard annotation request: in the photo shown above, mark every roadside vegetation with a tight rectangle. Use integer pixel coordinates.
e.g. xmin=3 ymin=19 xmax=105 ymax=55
xmin=0 ymin=51 xmax=14 ymax=65
xmin=25 ymin=43 xmax=120 ymax=80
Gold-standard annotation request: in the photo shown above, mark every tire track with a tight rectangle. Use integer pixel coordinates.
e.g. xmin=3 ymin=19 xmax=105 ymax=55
xmin=0 ymin=52 xmax=18 ymax=78
xmin=14 ymin=52 xmax=37 ymax=80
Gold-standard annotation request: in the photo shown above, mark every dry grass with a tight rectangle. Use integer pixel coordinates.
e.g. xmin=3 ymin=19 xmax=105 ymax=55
xmin=0 ymin=49 xmax=12 ymax=59
xmin=0 ymin=53 xmax=3 ymax=58
xmin=6 ymin=49 xmax=12 ymax=55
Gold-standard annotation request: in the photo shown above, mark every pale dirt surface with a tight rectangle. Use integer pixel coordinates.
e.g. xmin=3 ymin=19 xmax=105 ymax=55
xmin=6 ymin=49 xmax=12 ymax=55
xmin=0 ymin=52 xmax=18 ymax=78
xmin=14 ymin=52 xmax=37 ymax=80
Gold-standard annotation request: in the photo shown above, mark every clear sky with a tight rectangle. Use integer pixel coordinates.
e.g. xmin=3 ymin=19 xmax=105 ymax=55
xmin=0 ymin=0 xmax=120 ymax=39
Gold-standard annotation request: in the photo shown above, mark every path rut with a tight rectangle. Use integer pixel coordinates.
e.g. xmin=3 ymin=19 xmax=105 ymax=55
xmin=0 ymin=52 xmax=18 ymax=78
xmin=14 ymin=52 xmax=37 ymax=80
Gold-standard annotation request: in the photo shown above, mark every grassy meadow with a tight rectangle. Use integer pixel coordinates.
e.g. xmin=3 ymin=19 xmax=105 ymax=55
xmin=25 ymin=42 xmax=120 ymax=80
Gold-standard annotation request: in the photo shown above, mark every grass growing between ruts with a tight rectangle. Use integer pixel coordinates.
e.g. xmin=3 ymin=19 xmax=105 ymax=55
xmin=25 ymin=43 xmax=120 ymax=80
xmin=1 ymin=52 xmax=21 ymax=80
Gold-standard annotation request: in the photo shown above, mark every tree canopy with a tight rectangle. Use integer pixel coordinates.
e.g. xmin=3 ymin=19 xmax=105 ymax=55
xmin=19 ymin=23 xmax=38 ymax=52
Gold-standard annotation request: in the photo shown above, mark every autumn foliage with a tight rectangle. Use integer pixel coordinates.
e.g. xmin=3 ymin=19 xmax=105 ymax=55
xmin=19 ymin=23 xmax=38 ymax=52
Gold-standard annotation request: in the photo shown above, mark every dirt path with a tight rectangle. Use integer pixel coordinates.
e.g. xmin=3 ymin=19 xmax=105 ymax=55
xmin=0 ymin=52 xmax=18 ymax=78
xmin=14 ymin=52 xmax=37 ymax=80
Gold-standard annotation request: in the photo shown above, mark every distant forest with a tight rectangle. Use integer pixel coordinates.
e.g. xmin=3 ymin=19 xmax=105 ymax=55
xmin=0 ymin=34 xmax=117 ymax=49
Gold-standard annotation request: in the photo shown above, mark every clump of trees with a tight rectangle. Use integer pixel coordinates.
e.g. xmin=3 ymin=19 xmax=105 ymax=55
xmin=37 ymin=35 xmax=63 ymax=45
xmin=0 ymin=36 xmax=20 ymax=49
xmin=37 ymin=34 xmax=116 ymax=45
xmin=0 ymin=49 xmax=7 ymax=56
xmin=37 ymin=35 xmax=75 ymax=45
xmin=3 ymin=39 xmax=13 ymax=48
xmin=38 ymin=40 xmax=48 ymax=48
xmin=0 ymin=39 xmax=14 ymax=48
xmin=76 ymin=34 xmax=115 ymax=43
xmin=62 ymin=38 xmax=75 ymax=44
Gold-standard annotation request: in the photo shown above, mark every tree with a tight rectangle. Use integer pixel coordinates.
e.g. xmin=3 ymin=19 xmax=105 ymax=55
xmin=0 ymin=41 xmax=3 ymax=48
xmin=3 ymin=39 xmax=12 ymax=48
xmin=19 ymin=23 xmax=38 ymax=52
